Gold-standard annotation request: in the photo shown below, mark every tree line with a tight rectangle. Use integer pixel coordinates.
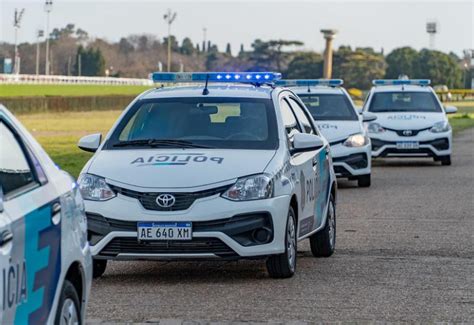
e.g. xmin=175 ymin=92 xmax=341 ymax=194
xmin=0 ymin=24 xmax=469 ymax=89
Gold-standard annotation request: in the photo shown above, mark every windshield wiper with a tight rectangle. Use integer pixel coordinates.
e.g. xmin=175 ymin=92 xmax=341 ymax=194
xmin=113 ymin=139 xmax=215 ymax=149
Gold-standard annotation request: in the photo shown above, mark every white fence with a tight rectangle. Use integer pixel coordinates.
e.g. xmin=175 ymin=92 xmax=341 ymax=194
xmin=0 ymin=74 xmax=153 ymax=86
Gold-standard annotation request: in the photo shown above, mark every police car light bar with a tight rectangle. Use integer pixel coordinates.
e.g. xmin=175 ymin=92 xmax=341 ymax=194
xmin=275 ymin=79 xmax=344 ymax=87
xmin=151 ymin=72 xmax=282 ymax=84
xmin=372 ymin=79 xmax=431 ymax=86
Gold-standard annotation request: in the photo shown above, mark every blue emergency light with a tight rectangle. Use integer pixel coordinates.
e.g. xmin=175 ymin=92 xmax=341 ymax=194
xmin=275 ymin=79 xmax=344 ymax=87
xmin=151 ymin=72 xmax=282 ymax=84
xmin=372 ymin=79 xmax=431 ymax=86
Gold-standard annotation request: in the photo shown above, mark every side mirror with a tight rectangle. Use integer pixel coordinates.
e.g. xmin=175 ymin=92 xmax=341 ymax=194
xmin=362 ymin=112 xmax=377 ymax=122
xmin=78 ymin=133 xmax=102 ymax=153
xmin=444 ymin=106 xmax=458 ymax=114
xmin=291 ymin=133 xmax=325 ymax=155
xmin=0 ymin=185 xmax=4 ymax=213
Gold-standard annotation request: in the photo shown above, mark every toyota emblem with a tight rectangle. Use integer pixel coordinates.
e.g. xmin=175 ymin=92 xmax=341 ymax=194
xmin=156 ymin=194 xmax=176 ymax=208
xmin=402 ymin=130 xmax=413 ymax=136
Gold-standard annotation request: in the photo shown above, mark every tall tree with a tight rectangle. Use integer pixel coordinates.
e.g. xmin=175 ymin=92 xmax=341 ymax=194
xmin=385 ymin=47 xmax=419 ymax=79
xmin=180 ymin=37 xmax=195 ymax=55
xmin=249 ymin=39 xmax=303 ymax=72
xmin=416 ymin=49 xmax=462 ymax=88
xmin=286 ymin=52 xmax=323 ymax=79
xmin=225 ymin=43 xmax=232 ymax=56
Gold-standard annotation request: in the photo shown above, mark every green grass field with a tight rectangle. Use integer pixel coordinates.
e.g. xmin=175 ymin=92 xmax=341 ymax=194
xmin=0 ymin=84 xmax=152 ymax=97
xmin=16 ymin=101 xmax=474 ymax=178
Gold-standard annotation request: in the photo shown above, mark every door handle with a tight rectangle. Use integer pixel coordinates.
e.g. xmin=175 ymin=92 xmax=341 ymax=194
xmin=52 ymin=202 xmax=61 ymax=225
xmin=0 ymin=230 xmax=13 ymax=247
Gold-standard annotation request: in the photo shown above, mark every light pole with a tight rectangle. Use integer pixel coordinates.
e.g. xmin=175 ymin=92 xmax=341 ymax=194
xmin=163 ymin=9 xmax=177 ymax=72
xmin=44 ymin=0 xmax=53 ymax=75
xmin=13 ymin=8 xmax=25 ymax=75
xmin=36 ymin=30 xmax=44 ymax=75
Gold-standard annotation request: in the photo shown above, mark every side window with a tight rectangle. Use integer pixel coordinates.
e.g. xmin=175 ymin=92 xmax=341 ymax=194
xmin=288 ymin=97 xmax=315 ymax=134
xmin=279 ymin=99 xmax=301 ymax=139
xmin=0 ymin=122 xmax=38 ymax=197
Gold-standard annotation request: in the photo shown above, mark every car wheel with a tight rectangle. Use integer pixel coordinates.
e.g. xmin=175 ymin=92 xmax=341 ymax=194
xmin=440 ymin=155 xmax=451 ymax=166
xmin=93 ymin=259 xmax=107 ymax=279
xmin=266 ymin=206 xmax=297 ymax=278
xmin=357 ymin=174 xmax=371 ymax=187
xmin=55 ymin=280 xmax=81 ymax=325
xmin=310 ymin=195 xmax=336 ymax=257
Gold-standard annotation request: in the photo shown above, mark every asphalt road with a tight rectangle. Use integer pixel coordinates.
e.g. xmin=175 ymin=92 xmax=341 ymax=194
xmin=87 ymin=129 xmax=474 ymax=323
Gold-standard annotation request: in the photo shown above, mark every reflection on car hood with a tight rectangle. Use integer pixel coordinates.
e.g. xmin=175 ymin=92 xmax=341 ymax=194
xmin=87 ymin=149 xmax=276 ymax=189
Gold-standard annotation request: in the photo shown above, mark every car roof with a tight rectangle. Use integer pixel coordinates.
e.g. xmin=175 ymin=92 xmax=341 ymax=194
xmin=140 ymin=84 xmax=277 ymax=100
xmin=371 ymin=85 xmax=433 ymax=93
xmin=290 ymin=86 xmax=345 ymax=95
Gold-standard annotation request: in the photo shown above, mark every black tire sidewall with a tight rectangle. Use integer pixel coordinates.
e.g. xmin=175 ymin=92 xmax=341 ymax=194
xmin=54 ymin=280 xmax=81 ymax=325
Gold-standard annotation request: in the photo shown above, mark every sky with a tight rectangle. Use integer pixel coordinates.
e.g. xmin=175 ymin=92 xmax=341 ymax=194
xmin=0 ymin=0 xmax=473 ymax=56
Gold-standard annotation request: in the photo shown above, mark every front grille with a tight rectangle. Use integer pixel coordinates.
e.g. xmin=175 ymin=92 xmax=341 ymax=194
xmin=370 ymin=138 xmax=449 ymax=152
xmin=333 ymin=153 xmax=368 ymax=170
xmin=386 ymin=127 xmax=430 ymax=137
xmin=99 ymin=237 xmax=237 ymax=257
xmin=109 ymin=184 xmax=230 ymax=211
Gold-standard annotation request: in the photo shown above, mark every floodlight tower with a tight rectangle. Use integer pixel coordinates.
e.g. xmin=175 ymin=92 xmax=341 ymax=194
xmin=44 ymin=0 xmax=53 ymax=75
xmin=426 ymin=21 xmax=438 ymax=49
xmin=321 ymin=29 xmax=338 ymax=79
xmin=13 ymin=8 xmax=25 ymax=75
xmin=36 ymin=30 xmax=44 ymax=75
xmin=163 ymin=9 xmax=177 ymax=72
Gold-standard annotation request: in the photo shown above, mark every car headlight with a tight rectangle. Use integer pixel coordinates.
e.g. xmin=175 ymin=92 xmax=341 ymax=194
xmin=430 ymin=121 xmax=451 ymax=133
xmin=367 ymin=122 xmax=386 ymax=134
xmin=77 ymin=173 xmax=116 ymax=201
xmin=222 ymin=174 xmax=274 ymax=201
xmin=343 ymin=133 xmax=369 ymax=147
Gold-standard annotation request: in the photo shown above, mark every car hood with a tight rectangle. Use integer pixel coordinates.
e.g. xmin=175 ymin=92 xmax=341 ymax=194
xmin=316 ymin=120 xmax=362 ymax=143
xmin=87 ymin=149 xmax=276 ymax=189
xmin=373 ymin=112 xmax=445 ymax=129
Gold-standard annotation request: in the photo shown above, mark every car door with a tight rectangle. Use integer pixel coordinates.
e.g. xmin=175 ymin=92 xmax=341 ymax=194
xmin=0 ymin=119 xmax=61 ymax=324
xmin=287 ymin=96 xmax=331 ymax=234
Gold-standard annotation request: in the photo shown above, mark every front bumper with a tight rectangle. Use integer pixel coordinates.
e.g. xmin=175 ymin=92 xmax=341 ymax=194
xmin=330 ymin=143 xmax=371 ymax=178
xmin=86 ymin=192 xmax=291 ymax=260
xmin=370 ymin=130 xmax=452 ymax=158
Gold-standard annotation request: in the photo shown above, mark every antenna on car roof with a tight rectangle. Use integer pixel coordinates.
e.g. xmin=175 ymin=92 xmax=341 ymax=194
xmin=202 ymin=74 xmax=210 ymax=95
xmin=307 ymin=83 xmax=311 ymax=93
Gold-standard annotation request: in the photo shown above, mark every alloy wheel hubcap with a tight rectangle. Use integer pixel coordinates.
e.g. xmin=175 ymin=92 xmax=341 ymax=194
xmin=328 ymin=202 xmax=335 ymax=249
xmin=60 ymin=298 xmax=79 ymax=325
xmin=287 ymin=215 xmax=296 ymax=271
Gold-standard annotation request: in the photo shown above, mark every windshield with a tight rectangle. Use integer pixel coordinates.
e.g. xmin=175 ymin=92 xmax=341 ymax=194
xmin=299 ymin=94 xmax=358 ymax=121
xmin=107 ymin=97 xmax=278 ymax=150
xmin=368 ymin=91 xmax=442 ymax=113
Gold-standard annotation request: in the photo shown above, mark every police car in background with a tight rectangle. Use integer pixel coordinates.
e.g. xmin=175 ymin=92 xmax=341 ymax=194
xmin=0 ymin=105 xmax=92 ymax=324
xmin=77 ymin=72 xmax=337 ymax=279
xmin=276 ymin=79 xmax=376 ymax=187
xmin=363 ymin=79 xmax=457 ymax=165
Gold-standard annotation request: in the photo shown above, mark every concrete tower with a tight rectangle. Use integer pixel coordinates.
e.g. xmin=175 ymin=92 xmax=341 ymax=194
xmin=321 ymin=29 xmax=338 ymax=79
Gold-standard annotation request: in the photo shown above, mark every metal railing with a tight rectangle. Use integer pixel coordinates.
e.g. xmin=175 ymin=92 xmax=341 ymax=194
xmin=0 ymin=74 xmax=153 ymax=86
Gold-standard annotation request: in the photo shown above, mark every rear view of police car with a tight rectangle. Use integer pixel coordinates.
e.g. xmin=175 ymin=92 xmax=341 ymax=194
xmin=0 ymin=105 xmax=92 ymax=324
xmin=364 ymin=79 xmax=457 ymax=165
xmin=277 ymin=79 xmax=375 ymax=187
xmin=78 ymin=72 xmax=337 ymax=279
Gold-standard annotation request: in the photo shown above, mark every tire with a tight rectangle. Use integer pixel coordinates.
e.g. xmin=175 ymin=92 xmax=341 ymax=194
xmin=266 ymin=206 xmax=297 ymax=278
xmin=357 ymin=174 xmax=371 ymax=187
xmin=310 ymin=195 xmax=336 ymax=257
xmin=55 ymin=280 xmax=81 ymax=325
xmin=93 ymin=259 xmax=107 ymax=279
xmin=440 ymin=155 xmax=451 ymax=166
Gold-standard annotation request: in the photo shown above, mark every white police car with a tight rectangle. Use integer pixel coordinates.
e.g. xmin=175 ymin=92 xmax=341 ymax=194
xmin=77 ymin=72 xmax=337 ymax=278
xmin=364 ymin=79 xmax=457 ymax=165
xmin=276 ymin=80 xmax=376 ymax=187
xmin=0 ymin=105 xmax=92 ymax=324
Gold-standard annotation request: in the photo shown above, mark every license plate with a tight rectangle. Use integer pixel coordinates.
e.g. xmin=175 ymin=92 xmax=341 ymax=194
xmin=137 ymin=222 xmax=192 ymax=241
xmin=396 ymin=141 xmax=419 ymax=149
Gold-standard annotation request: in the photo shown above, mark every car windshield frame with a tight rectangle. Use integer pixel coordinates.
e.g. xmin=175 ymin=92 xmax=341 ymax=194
xmin=105 ymin=97 xmax=279 ymax=151
xmin=368 ymin=91 xmax=443 ymax=113
xmin=298 ymin=94 xmax=358 ymax=121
